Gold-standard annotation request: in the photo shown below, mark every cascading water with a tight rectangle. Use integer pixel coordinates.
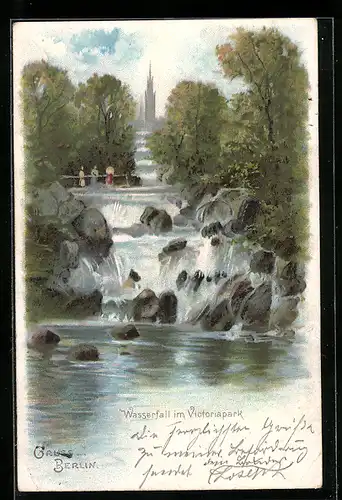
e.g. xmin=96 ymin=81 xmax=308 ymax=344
xmin=66 ymin=128 xmax=304 ymax=334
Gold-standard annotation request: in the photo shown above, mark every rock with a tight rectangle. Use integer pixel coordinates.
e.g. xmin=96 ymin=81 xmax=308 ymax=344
xmin=140 ymin=206 xmax=160 ymax=225
xmin=185 ymin=184 xmax=219 ymax=207
xmin=69 ymin=344 xmax=99 ymax=361
xmin=32 ymin=189 xmax=59 ymax=217
xmin=201 ymin=221 xmax=222 ymax=238
xmin=113 ymin=223 xmax=149 ymax=238
xmin=129 ymin=175 xmax=142 ymax=187
xmin=129 ymin=269 xmax=141 ymax=282
xmin=236 ymin=197 xmax=261 ymax=228
xmin=221 ymin=219 xmax=246 ymax=237
xmin=140 ymin=206 xmax=173 ymax=234
xmin=111 ymin=324 xmax=140 ymax=340
xmin=167 ymin=196 xmax=182 ymax=209
xmin=72 ymin=208 xmax=113 ymax=259
xmin=72 ymin=207 xmax=110 ymax=241
xmin=48 ymin=181 xmax=70 ymax=205
xmin=280 ymin=261 xmax=305 ymax=281
xmin=132 ymin=288 xmax=160 ymax=322
xmin=274 ymin=236 xmax=300 ymax=260
xmin=241 ymin=282 xmax=272 ymax=325
xmin=64 ymin=290 xmax=103 ymax=317
xmin=206 ymin=275 xmax=213 ymax=282
xmin=230 ymin=279 xmax=254 ymax=316
xmin=179 ymin=206 xmax=195 ymax=218
xmin=59 ymin=240 xmax=79 ymax=269
xmin=173 ymin=214 xmax=190 ymax=227
xmin=176 ymin=270 xmax=188 ymax=290
xmin=28 ymin=327 xmax=60 ymax=349
xmin=46 ymin=265 xmax=71 ymax=294
xmin=149 ymin=210 xmax=173 ymax=234
xmin=211 ymin=236 xmax=221 ymax=247
xmin=270 ymin=297 xmax=300 ymax=329
xmin=196 ymin=196 xmax=233 ymax=223
xmin=186 ymin=303 xmax=211 ymax=325
xmin=58 ymin=198 xmax=85 ymax=225
xmin=190 ymin=270 xmax=205 ymax=292
xmin=162 ymin=238 xmax=187 ymax=255
xmin=279 ymin=277 xmax=306 ymax=297
xmin=158 ymin=291 xmax=178 ymax=324
xmin=250 ymin=250 xmax=276 ymax=274
xmin=200 ymin=299 xmax=234 ymax=331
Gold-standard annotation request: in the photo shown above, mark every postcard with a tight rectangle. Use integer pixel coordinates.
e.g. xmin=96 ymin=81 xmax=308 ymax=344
xmin=13 ymin=18 xmax=322 ymax=491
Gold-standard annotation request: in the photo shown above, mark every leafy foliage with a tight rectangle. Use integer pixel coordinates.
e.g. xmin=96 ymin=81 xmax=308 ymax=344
xmin=147 ymin=81 xmax=228 ymax=185
xmin=21 ymin=62 xmax=138 ymax=185
xmin=148 ymin=27 xmax=310 ymax=256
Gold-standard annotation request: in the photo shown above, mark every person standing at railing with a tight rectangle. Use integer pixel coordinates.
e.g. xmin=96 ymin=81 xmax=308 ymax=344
xmin=91 ymin=165 xmax=99 ymax=187
xmin=79 ymin=166 xmax=86 ymax=188
xmin=106 ymin=166 xmax=114 ymax=186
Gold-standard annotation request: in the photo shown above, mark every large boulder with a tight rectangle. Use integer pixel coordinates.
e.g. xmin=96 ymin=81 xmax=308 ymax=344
xmin=28 ymin=327 xmax=60 ymax=349
xmin=236 ymin=197 xmax=261 ymax=229
xmin=48 ymin=181 xmax=70 ymax=205
xmin=179 ymin=206 xmax=196 ymax=219
xmin=241 ymin=282 xmax=272 ymax=326
xmin=140 ymin=207 xmax=173 ymax=234
xmin=58 ymin=197 xmax=85 ymax=225
xmin=173 ymin=214 xmax=190 ymax=227
xmin=158 ymin=291 xmax=178 ymax=324
xmin=69 ymin=344 xmax=99 ymax=361
xmin=250 ymin=250 xmax=276 ymax=275
xmin=31 ymin=189 xmax=59 ymax=218
xmin=72 ymin=208 xmax=113 ymax=259
xmin=110 ymin=324 xmax=140 ymax=341
xmin=132 ymin=288 xmax=160 ymax=322
xmin=149 ymin=210 xmax=173 ymax=234
xmin=230 ymin=279 xmax=254 ymax=316
xmin=72 ymin=207 xmax=110 ymax=241
xmin=59 ymin=240 xmax=79 ymax=269
xmin=140 ymin=206 xmax=160 ymax=225
xmin=200 ymin=299 xmax=234 ymax=332
xmin=221 ymin=219 xmax=246 ymax=238
xmin=63 ymin=290 xmax=103 ymax=317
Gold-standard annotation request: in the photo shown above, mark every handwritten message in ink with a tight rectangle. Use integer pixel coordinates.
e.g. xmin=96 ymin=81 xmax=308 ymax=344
xmin=119 ymin=407 xmax=316 ymax=489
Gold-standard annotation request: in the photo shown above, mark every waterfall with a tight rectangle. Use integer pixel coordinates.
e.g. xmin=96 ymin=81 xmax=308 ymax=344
xmin=66 ymin=127 xmax=302 ymax=333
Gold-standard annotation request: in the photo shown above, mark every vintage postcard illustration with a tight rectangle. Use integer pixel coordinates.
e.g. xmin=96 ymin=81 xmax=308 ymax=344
xmin=14 ymin=19 xmax=321 ymax=491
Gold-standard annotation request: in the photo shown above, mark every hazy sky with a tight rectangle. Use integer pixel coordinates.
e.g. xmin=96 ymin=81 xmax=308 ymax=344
xmin=13 ymin=19 xmax=317 ymax=116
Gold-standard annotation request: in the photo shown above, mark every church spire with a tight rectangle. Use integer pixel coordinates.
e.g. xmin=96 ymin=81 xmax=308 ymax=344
xmin=145 ymin=61 xmax=156 ymax=125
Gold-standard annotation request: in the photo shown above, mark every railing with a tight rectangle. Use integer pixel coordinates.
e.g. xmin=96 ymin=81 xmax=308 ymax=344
xmin=60 ymin=174 xmax=140 ymax=188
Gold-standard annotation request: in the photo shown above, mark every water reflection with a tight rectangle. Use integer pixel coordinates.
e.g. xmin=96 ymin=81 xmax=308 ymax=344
xmin=27 ymin=323 xmax=307 ymax=449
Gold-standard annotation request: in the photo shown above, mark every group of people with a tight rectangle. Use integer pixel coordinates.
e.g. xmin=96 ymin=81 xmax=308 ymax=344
xmin=78 ymin=165 xmax=115 ymax=188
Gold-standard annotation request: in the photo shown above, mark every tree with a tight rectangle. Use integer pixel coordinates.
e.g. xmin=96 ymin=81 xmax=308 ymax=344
xmin=148 ymin=80 xmax=228 ymax=186
xmin=216 ymin=27 xmax=310 ymax=255
xmin=21 ymin=60 xmax=77 ymax=185
xmin=74 ymin=74 xmax=137 ymax=173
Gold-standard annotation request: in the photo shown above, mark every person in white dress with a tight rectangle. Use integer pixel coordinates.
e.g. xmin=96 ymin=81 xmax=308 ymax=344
xmin=79 ymin=166 xmax=86 ymax=188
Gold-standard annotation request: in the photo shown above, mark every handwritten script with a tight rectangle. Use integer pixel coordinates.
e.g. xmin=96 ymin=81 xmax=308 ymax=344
xmin=125 ymin=412 xmax=315 ymax=489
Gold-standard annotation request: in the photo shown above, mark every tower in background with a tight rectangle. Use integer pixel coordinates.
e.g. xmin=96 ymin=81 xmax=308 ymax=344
xmin=144 ymin=62 xmax=156 ymax=124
